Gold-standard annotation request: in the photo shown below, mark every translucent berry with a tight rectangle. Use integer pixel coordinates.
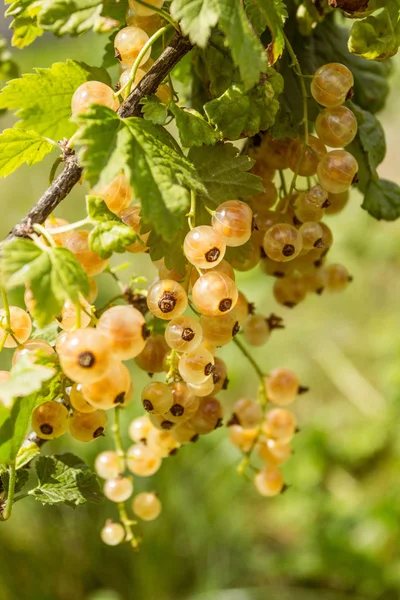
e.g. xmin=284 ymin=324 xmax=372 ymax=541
xmin=311 ymin=63 xmax=354 ymax=108
xmin=188 ymin=396 xmax=223 ymax=434
xmin=325 ymin=190 xmax=349 ymax=215
xmin=243 ymin=314 xmax=270 ymax=347
xmin=258 ymin=438 xmax=292 ymax=466
xmin=65 ymin=230 xmax=109 ymax=276
xmin=97 ymin=305 xmax=148 ymax=360
xmin=58 ymin=328 xmax=113 ymax=383
xmin=178 ymin=346 xmax=215 ymax=385
xmin=234 ymin=291 xmax=250 ymax=325
xmin=188 ymin=377 xmax=215 ymax=398
xmin=324 ymin=263 xmax=352 ymax=292
xmin=32 ymin=401 xmax=69 ymax=440
xmin=0 ymin=306 xmax=32 ymax=349
xmin=317 ymin=149 xmax=358 ymax=194
xmin=12 ymin=339 xmax=55 ymax=366
xmin=229 ymin=425 xmax=258 ymax=452
xmin=265 ymin=368 xmax=300 ymax=406
xmin=263 ymin=223 xmax=303 ymax=262
xmin=69 ymin=383 xmax=96 ymax=413
xmin=129 ymin=0 xmax=165 ymax=17
xmin=81 ymin=361 xmax=132 ymax=410
xmin=147 ymin=279 xmax=188 ymax=320
xmin=44 ymin=217 xmax=71 ymax=246
xmin=95 ymin=451 xmax=124 ymax=480
xmin=101 ymin=521 xmax=125 ymax=546
xmin=184 ymin=226 xmax=226 ymax=269
xmin=114 ymin=26 xmax=151 ymax=68
xmin=69 ymin=409 xmax=108 ymax=442
xmin=165 ymin=315 xmax=203 ymax=352
xmin=299 ymin=221 xmax=324 ymax=250
xmin=71 ymin=81 xmax=119 ymax=116
xmin=104 ymin=476 xmax=133 ymax=502
xmin=287 ymin=135 xmax=326 ymax=177
xmin=129 ymin=415 xmax=152 ymax=443
xmin=315 ymin=106 xmax=358 ymax=148
xmin=192 ymin=272 xmax=238 ymax=316
xmin=134 ymin=334 xmax=169 ymax=373
xmin=141 ymin=381 xmax=173 ymax=415
xmin=254 ymin=466 xmax=284 ymax=497
xmin=126 ymin=443 xmax=162 ymax=476
xmin=211 ymin=200 xmax=253 ymax=247
xmin=258 ymin=134 xmax=292 ymax=170
xmin=126 ymin=8 xmax=162 ymax=34
xmin=132 ymin=492 xmax=162 ymax=521
xmin=232 ymin=397 xmax=263 ymax=428
xmin=200 ymin=311 xmax=240 ymax=347
xmin=171 ymin=422 xmax=198 ymax=444
xmin=94 ymin=173 xmax=132 ymax=214
xmin=57 ymin=299 xmax=91 ymax=332
xmin=147 ymin=428 xmax=180 ymax=457
xmin=165 ymin=381 xmax=199 ymax=423
xmin=263 ymin=408 xmax=297 ymax=443
xmin=273 ymin=274 xmax=307 ymax=308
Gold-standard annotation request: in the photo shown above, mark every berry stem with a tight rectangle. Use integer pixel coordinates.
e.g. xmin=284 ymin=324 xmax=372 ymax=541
xmin=283 ymin=32 xmax=309 ymax=198
xmin=111 ymin=407 xmax=139 ymax=548
xmin=187 ymin=189 xmax=197 ymax=230
xmin=0 ymin=461 xmax=16 ymax=521
xmin=32 ymin=223 xmax=57 ymax=248
xmin=46 ymin=218 xmax=90 ymax=235
xmin=279 ymin=170 xmax=288 ymax=198
xmin=117 ymin=25 xmax=171 ymax=99
xmin=233 ymin=336 xmax=265 ymax=382
xmin=133 ymin=0 xmax=180 ymax=31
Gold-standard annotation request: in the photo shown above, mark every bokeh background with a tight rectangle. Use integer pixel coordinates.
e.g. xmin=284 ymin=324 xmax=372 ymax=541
xmin=1 ymin=14 xmax=400 ymax=600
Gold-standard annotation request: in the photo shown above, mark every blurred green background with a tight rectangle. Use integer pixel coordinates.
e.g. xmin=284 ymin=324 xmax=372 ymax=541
xmin=1 ymin=21 xmax=400 ymax=600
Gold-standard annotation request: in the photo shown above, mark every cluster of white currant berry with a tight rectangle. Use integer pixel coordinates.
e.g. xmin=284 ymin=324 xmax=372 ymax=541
xmin=0 ymin=0 xmax=360 ymax=545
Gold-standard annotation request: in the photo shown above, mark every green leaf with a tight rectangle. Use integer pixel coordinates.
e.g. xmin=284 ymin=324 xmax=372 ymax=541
xmin=140 ymin=96 xmax=169 ymax=126
xmin=0 ymin=129 xmax=55 ymax=178
xmin=1 ymin=239 xmax=90 ymax=327
xmin=1 ymin=467 xmax=29 ymax=494
xmin=189 ymin=143 xmax=264 ymax=205
xmin=193 ymin=32 xmax=239 ymax=99
xmin=362 ymin=179 xmax=400 ymax=221
xmin=89 ymin=221 xmax=138 ymax=259
xmin=204 ymin=74 xmax=282 ymax=140
xmin=217 ymin=0 xmax=267 ymax=90
xmin=0 ymin=36 xmax=19 ymax=81
xmin=0 ymin=394 xmax=41 ymax=465
xmin=76 ymin=106 xmax=206 ymax=241
xmin=0 ymin=60 xmax=112 ymax=139
xmin=5 ymin=0 xmax=44 ymax=49
xmin=29 ymin=453 xmax=104 ymax=507
xmin=146 ymin=229 xmax=188 ymax=277
xmin=0 ymin=355 xmax=56 ymax=409
xmin=348 ymin=2 xmax=400 ymax=60
xmin=38 ymin=0 xmax=103 ymax=36
xmin=245 ymin=0 xmax=288 ymax=64
xmin=86 ymin=194 xmax=120 ymax=222
xmin=169 ymin=103 xmax=220 ymax=147
xmin=30 ymin=320 xmax=59 ymax=345
xmin=170 ymin=0 xmax=220 ymax=47
xmin=15 ymin=440 xmax=40 ymax=469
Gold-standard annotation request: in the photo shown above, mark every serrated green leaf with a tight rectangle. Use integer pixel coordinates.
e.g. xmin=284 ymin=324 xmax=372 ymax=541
xmin=170 ymin=0 xmax=220 ymax=47
xmin=140 ymin=96 xmax=169 ymax=126
xmin=193 ymin=32 xmax=239 ymax=99
xmin=0 ymin=355 xmax=56 ymax=409
xmin=170 ymin=103 xmax=220 ymax=147
xmin=6 ymin=0 xmax=44 ymax=49
xmin=362 ymin=179 xmax=400 ymax=220
xmin=147 ymin=229 xmax=188 ymax=277
xmin=29 ymin=453 xmax=104 ymax=507
xmin=38 ymin=0 xmax=103 ymax=36
xmin=0 ymin=394 xmax=41 ymax=465
xmin=348 ymin=3 xmax=400 ymax=60
xmin=245 ymin=0 xmax=288 ymax=64
xmin=0 ymin=129 xmax=55 ymax=178
xmin=89 ymin=221 xmax=138 ymax=259
xmin=189 ymin=143 xmax=264 ymax=205
xmin=217 ymin=0 xmax=267 ymax=90
xmin=15 ymin=440 xmax=40 ymax=469
xmin=1 ymin=239 xmax=90 ymax=327
xmin=75 ymin=106 xmax=206 ymax=241
xmin=204 ymin=77 xmax=281 ymax=140
xmin=0 ymin=60 xmax=112 ymax=139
